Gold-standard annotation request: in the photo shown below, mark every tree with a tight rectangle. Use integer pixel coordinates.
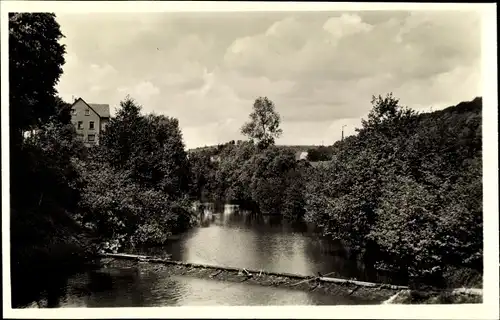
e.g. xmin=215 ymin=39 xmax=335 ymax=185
xmin=213 ymin=141 xmax=256 ymax=204
xmin=99 ymin=96 xmax=143 ymax=169
xmin=9 ymin=13 xmax=66 ymax=142
xmin=358 ymin=93 xmax=416 ymax=138
xmin=77 ymin=96 xmax=196 ymax=250
xmin=241 ymin=97 xmax=283 ymax=149
xmin=99 ymin=96 xmax=192 ymax=197
xmin=189 ymin=151 xmax=216 ymax=201
xmin=8 ymin=14 xmax=95 ymax=307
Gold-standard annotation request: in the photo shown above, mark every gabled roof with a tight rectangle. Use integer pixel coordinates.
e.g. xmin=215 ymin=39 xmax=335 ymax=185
xmin=89 ymin=103 xmax=110 ymax=118
xmin=71 ymin=97 xmax=110 ymax=118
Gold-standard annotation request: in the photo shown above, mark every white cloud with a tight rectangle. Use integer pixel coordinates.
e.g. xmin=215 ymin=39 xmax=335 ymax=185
xmin=55 ymin=11 xmax=482 ymax=149
xmin=322 ymin=13 xmax=374 ymax=39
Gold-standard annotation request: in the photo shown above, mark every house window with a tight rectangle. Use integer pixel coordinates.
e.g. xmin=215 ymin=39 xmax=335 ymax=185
xmin=77 ymin=134 xmax=84 ymax=140
xmin=89 ymin=121 xmax=95 ymax=130
xmin=85 ymin=108 xmax=90 ymax=116
xmin=71 ymin=108 xmax=76 ymax=115
xmin=77 ymin=121 xmax=83 ymax=130
xmin=88 ymin=134 xmax=96 ymax=142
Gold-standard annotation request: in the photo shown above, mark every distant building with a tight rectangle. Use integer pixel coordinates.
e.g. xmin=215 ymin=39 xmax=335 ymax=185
xmin=295 ymin=151 xmax=309 ymax=161
xmin=70 ymin=97 xmax=110 ymax=146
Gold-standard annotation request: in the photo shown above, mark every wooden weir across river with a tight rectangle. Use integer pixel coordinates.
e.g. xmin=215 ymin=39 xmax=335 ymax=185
xmin=98 ymin=252 xmax=482 ymax=303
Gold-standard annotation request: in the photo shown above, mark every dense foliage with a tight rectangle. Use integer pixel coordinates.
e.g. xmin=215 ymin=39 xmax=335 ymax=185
xmin=9 ymin=13 xmax=66 ymax=138
xmin=304 ymin=94 xmax=483 ymax=286
xmin=306 ymin=145 xmax=334 ymax=161
xmin=189 ymin=98 xmax=306 ymax=221
xmin=190 ymin=143 xmax=306 ymax=220
xmin=9 ymin=13 xmax=94 ymax=307
xmin=76 ymin=98 xmax=196 ymax=252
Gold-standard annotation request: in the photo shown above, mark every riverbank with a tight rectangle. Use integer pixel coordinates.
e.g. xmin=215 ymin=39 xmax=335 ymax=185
xmin=99 ymin=254 xmax=482 ymax=304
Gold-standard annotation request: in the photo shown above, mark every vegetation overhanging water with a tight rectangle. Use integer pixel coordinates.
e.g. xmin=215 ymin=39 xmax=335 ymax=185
xmin=9 ymin=13 xmax=483 ymax=307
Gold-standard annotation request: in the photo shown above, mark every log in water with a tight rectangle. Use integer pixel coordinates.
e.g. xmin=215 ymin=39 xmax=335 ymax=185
xmin=99 ymin=252 xmax=482 ymax=304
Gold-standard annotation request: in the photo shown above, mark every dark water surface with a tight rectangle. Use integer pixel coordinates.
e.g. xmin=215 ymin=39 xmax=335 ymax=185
xmin=19 ymin=204 xmax=396 ymax=308
xmin=25 ymin=264 xmax=375 ymax=308
xmin=135 ymin=204 xmax=392 ymax=282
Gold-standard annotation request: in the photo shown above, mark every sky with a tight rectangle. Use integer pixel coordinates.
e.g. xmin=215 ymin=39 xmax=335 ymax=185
xmin=55 ymin=10 xmax=482 ymax=149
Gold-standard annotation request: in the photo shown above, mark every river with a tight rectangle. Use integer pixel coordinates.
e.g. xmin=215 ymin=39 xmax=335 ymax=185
xmin=18 ymin=204 xmax=399 ymax=308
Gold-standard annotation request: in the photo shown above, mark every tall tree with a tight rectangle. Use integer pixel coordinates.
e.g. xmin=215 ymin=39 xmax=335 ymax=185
xmin=241 ymin=97 xmax=283 ymax=149
xmin=9 ymin=13 xmax=92 ymax=307
xmin=9 ymin=13 xmax=66 ymax=143
xmin=99 ymin=96 xmax=143 ymax=169
xmin=99 ymin=96 xmax=192 ymax=197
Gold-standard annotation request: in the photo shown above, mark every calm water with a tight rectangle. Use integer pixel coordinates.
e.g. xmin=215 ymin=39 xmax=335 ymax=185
xmin=19 ymin=204 xmax=396 ymax=308
xmin=26 ymin=264 xmax=374 ymax=308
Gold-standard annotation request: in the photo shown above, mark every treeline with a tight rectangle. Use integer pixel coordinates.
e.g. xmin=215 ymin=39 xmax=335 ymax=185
xmin=305 ymin=94 xmax=482 ymax=287
xmin=189 ymin=97 xmax=307 ymax=221
xmin=306 ymin=94 xmax=482 ymax=287
xmin=189 ymin=143 xmax=323 ymax=158
xmin=190 ymin=141 xmax=308 ymax=220
xmin=190 ymin=94 xmax=483 ymax=287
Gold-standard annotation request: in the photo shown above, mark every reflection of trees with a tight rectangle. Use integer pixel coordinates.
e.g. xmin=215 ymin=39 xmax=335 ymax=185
xmin=302 ymin=236 xmax=393 ymax=284
xmin=200 ymin=211 xmax=211 ymax=228
xmin=251 ymin=216 xmax=312 ymax=274
xmin=11 ymin=267 xmax=72 ymax=308
xmin=267 ymin=215 xmax=282 ymax=228
xmin=45 ymin=276 xmax=69 ymax=307
xmin=288 ymin=220 xmax=309 ymax=233
xmin=85 ymin=266 xmax=146 ymax=307
xmin=304 ymin=237 xmax=354 ymax=278
xmin=243 ymin=212 xmax=258 ymax=226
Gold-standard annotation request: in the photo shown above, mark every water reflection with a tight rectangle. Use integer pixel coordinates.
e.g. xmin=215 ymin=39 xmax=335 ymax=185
xmin=21 ymin=263 xmax=373 ymax=308
xmin=136 ymin=204 xmax=395 ymax=284
xmin=18 ymin=203 xmax=400 ymax=308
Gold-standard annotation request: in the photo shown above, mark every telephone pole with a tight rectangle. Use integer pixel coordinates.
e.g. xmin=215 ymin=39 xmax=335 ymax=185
xmin=341 ymin=125 xmax=347 ymax=141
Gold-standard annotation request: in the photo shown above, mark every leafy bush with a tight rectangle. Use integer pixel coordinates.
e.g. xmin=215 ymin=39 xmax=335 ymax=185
xmin=75 ymin=154 xmax=196 ymax=252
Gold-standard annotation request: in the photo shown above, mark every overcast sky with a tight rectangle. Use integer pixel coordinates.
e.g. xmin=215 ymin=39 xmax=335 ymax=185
xmin=55 ymin=10 xmax=482 ymax=149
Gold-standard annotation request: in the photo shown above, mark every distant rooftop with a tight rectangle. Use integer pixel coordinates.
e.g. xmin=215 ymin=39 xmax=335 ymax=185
xmin=71 ymin=97 xmax=111 ymax=118
xmin=89 ymin=103 xmax=110 ymax=118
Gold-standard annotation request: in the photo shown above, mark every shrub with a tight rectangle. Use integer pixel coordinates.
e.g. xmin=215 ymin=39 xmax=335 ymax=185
xmin=75 ymin=155 xmax=196 ymax=252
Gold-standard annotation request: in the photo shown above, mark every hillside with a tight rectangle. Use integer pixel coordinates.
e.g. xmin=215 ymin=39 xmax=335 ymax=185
xmin=328 ymin=97 xmax=482 ymax=151
xmin=188 ymin=143 xmax=320 ymax=155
